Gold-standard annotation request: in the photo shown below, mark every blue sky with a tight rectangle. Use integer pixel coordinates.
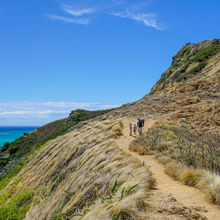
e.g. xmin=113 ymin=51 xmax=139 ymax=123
xmin=0 ymin=0 xmax=220 ymax=125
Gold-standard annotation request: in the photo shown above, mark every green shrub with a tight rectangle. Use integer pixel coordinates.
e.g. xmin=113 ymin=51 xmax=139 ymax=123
xmin=176 ymin=46 xmax=191 ymax=58
xmin=0 ymin=142 xmax=10 ymax=152
xmin=179 ymin=63 xmax=188 ymax=73
xmin=0 ymin=158 xmax=9 ymax=167
xmin=176 ymin=44 xmax=220 ymax=75
xmin=0 ymin=191 xmax=33 ymax=220
xmin=191 ymin=44 xmax=220 ymax=63
xmin=190 ymin=62 xmax=207 ymax=75
xmin=9 ymin=145 xmax=20 ymax=155
xmin=0 ymin=157 xmax=28 ymax=190
xmin=176 ymin=74 xmax=185 ymax=82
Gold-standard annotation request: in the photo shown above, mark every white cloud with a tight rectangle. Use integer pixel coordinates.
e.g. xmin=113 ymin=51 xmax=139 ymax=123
xmin=0 ymin=110 xmax=69 ymax=117
xmin=47 ymin=1 xmax=164 ymax=30
xmin=0 ymin=102 xmax=118 ymax=109
xmin=61 ymin=5 xmax=97 ymax=16
xmin=47 ymin=14 xmax=90 ymax=25
xmin=47 ymin=4 xmax=97 ymax=25
xmin=0 ymin=102 xmax=119 ymax=120
xmin=111 ymin=10 xmax=161 ymax=30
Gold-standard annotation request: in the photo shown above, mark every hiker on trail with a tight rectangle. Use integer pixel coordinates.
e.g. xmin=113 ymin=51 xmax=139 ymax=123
xmin=133 ymin=124 xmax=137 ymax=135
xmin=129 ymin=123 xmax=132 ymax=136
xmin=137 ymin=118 xmax=145 ymax=135
xmin=184 ymin=76 xmax=187 ymax=82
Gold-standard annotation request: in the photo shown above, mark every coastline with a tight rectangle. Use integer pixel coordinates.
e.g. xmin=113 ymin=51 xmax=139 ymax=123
xmin=0 ymin=126 xmax=38 ymax=147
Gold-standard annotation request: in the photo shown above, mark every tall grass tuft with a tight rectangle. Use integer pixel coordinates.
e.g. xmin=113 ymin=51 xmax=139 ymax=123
xmin=180 ymin=169 xmax=202 ymax=186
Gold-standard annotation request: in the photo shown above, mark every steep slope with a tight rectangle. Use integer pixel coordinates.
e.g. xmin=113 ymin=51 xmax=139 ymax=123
xmin=0 ymin=118 xmax=156 ymax=220
xmin=150 ymin=39 xmax=220 ymax=94
xmin=0 ymin=116 xmax=209 ymax=220
xmin=0 ymin=109 xmax=112 ymax=184
xmin=0 ymin=39 xmax=219 ymax=219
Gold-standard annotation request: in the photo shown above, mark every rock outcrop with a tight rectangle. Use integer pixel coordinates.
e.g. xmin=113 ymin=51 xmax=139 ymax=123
xmin=150 ymin=39 xmax=220 ymax=94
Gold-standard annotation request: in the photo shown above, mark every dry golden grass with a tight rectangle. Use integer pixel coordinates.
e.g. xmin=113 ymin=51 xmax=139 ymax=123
xmin=128 ymin=143 xmax=147 ymax=155
xmin=78 ymin=166 xmax=153 ymax=220
xmin=180 ymin=169 xmax=202 ymax=186
xmin=198 ymin=171 xmax=220 ymax=205
xmin=128 ymin=138 xmax=149 ymax=156
xmin=156 ymin=155 xmax=171 ymax=165
xmin=157 ymin=141 xmax=173 ymax=152
xmin=164 ymin=161 xmax=184 ymax=181
xmin=0 ymin=118 xmax=154 ymax=220
xmin=158 ymin=155 xmax=220 ymax=206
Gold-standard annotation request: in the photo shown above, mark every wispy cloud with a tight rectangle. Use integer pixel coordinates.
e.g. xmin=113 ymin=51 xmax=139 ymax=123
xmin=47 ymin=4 xmax=97 ymax=25
xmin=0 ymin=102 xmax=119 ymax=125
xmin=47 ymin=14 xmax=90 ymax=25
xmin=47 ymin=1 xmax=164 ymax=30
xmin=111 ymin=10 xmax=161 ymax=30
xmin=0 ymin=110 xmax=69 ymax=117
xmin=61 ymin=5 xmax=97 ymax=16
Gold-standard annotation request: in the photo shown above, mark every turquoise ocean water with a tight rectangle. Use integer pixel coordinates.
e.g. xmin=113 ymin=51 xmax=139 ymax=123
xmin=0 ymin=126 xmax=38 ymax=147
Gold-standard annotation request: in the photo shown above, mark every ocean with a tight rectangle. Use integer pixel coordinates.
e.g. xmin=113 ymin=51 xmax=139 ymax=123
xmin=0 ymin=126 xmax=38 ymax=147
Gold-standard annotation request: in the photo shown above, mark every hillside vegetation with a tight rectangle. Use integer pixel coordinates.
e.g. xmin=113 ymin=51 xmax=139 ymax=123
xmin=0 ymin=118 xmax=155 ymax=220
xmin=0 ymin=109 xmax=112 ymax=190
xmin=0 ymin=39 xmax=220 ymax=219
xmin=151 ymin=39 xmax=220 ymax=93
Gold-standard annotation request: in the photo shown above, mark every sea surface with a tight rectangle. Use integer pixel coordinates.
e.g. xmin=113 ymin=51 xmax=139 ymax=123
xmin=0 ymin=126 xmax=38 ymax=147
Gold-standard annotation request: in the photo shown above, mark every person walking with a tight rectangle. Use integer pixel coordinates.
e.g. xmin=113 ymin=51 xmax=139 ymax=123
xmin=133 ymin=124 xmax=137 ymax=135
xmin=137 ymin=118 xmax=144 ymax=135
xmin=129 ymin=123 xmax=132 ymax=136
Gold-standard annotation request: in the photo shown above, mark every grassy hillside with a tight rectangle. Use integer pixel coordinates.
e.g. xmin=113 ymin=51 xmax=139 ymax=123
xmin=0 ymin=117 xmax=155 ymax=220
xmin=0 ymin=109 xmax=112 ymax=190
xmin=0 ymin=39 xmax=219 ymax=219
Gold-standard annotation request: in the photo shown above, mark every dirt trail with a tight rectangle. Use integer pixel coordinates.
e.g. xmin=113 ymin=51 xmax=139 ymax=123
xmin=116 ymin=118 xmax=220 ymax=220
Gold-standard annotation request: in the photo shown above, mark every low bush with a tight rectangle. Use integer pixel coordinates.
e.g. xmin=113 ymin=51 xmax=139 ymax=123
xmin=131 ymin=122 xmax=220 ymax=173
xmin=190 ymin=62 xmax=207 ymax=75
xmin=164 ymin=161 xmax=183 ymax=181
xmin=128 ymin=138 xmax=148 ymax=155
xmin=0 ymin=157 xmax=28 ymax=191
xmin=176 ymin=74 xmax=185 ymax=82
xmin=180 ymin=169 xmax=202 ymax=186
xmin=191 ymin=44 xmax=220 ymax=63
xmin=0 ymin=142 xmax=10 ymax=153
xmin=176 ymin=45 xmax=191 ymax=59
xmin=157 ymin=155 xmax=171 ymax=164
xmin=174 ymin=43 xmax=220 ymax=83
xmin=0 ymin=191 xmax=33 ymax=220
xmin=198 ymin=171 xmax=220 ymax=205
xmin=159 ymin=156 xmax=220 ymax=206
xmin=157 ymin=141 xmax=173 ymax=152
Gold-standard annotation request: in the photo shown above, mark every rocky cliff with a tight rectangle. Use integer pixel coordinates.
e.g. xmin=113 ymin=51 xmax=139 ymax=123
xmin=150 ymin=39 xmax=220 ymax=94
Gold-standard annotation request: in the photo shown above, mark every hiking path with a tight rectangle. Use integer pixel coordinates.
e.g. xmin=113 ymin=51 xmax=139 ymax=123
xmin=115 ymin=117 xmax=220 ymax=220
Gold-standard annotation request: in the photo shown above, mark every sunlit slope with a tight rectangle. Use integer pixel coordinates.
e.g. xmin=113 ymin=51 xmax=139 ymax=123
xmin=0 ymin=39 xmax=220 ymax=220
xmin=150 ymin=39 xmax=220 ymax=94
xmin=1 ymin=117 xmax=153 ymax=220
xmin=0 ymin=109 xmax=112 ymax=191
